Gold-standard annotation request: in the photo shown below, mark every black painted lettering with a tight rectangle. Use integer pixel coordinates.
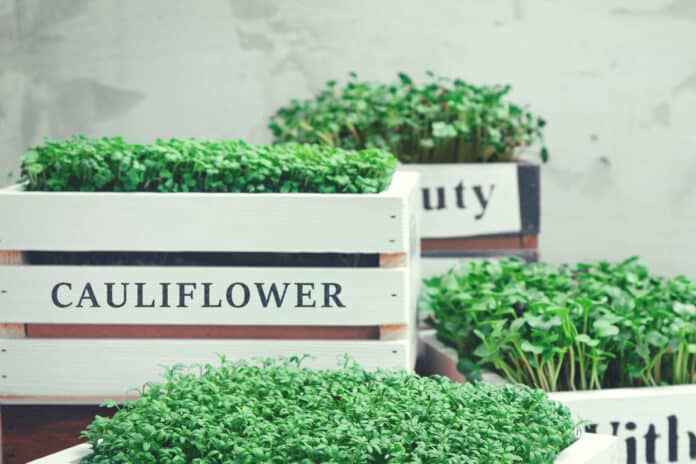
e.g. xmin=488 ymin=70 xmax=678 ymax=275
xmin=422 ymin=187 xmax=445 ymax=210
xmin=472 ymin=184 xmax=495 ymax=220
xmin=160 ymin=283 xmax=170 ymax=308
xmin=688 ymin=431 xmax=695 ymax=459
xmin=75 ymin=283 xmax=99 ymax=308
xmin=135 ymin=282 xmax=155 ymax=308
xmin=626 ymin=422 xmax=637 ymax=464
xmin=255 ymin=282 xmax=290 ymax=308
xmin=295 ymin=283 xmax=316 ymax=308
xmin=177 ymin=282 xmax=197 ymax=308
xmin=644 ymin=424 xmax=659 ymax=464
xmin=610 ymin=421 xmax=621 ymax=436
xmin=51 ymin=282 xmax=72 ymax=308
xmin=322 ymin=283 xmax=345 ymax=308
xmin=226 ymin=283 xmax=250 ymax=308
xmin=668 ymin=415 xmax=678 ymax=462
xmin=454 ymin=181 xmax=465 ymax=209
xmin=202 ymin=282 xmax=222 ymax=308
xmin=105 ymin=282 xmax=127 ymax=308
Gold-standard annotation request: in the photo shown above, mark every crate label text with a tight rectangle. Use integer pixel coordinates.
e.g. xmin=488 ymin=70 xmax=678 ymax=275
xmin=50 ymin=281 xmax=346 ymax=310
xmin=400 ymin=164 xmax=521 ymax=238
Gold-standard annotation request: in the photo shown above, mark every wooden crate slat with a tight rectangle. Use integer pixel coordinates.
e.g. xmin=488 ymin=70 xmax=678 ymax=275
xmin=0 ymin=338 xmax=411 ymax=400
xmin=422 ymin=235 xmax=522 ymax=251
xmin=0 ymin=251 xmax=22 ymax=265
xmin=24 ymin=324 xmax=400 ymax=340
xmin=0 ymin=266 xmax=408 ymax=326
xmin=0 ymin=172 xmax=418 ymax=254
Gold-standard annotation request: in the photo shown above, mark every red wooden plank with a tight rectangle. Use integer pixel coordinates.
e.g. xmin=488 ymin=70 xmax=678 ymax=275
xmin=521 ymin=235 xmax=538 ymax=249
xmin=421 ymin=235 xmax=525 ymax=252
xmin=25 ymin=324 xmax=382 ymax=340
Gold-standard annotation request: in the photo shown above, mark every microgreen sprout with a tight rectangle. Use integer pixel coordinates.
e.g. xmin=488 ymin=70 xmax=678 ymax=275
xmin=18 ymin=136 xmax=398 ymax=193
xmin=421 ymin=257 xmax=696 ymax=391
xmin=81 ymin=358 xmax=576 ymax=463
xmin=270 ymin=72 xmax=548 ymax=163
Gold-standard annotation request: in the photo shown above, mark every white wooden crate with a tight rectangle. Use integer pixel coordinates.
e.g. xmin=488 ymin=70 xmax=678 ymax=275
xmin=28 ymin=433 xmax=620 ymax=463
xmin=0 ymin=172 xmax=421 ymax=403
xmin=399 ymin=163 xmax=540 ymax=267
xmin=419 ymin=330 xmax=695 ymax=464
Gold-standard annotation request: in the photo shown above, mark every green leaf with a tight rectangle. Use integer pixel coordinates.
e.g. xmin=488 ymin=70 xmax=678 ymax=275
xmin=397 ymin=72 xmax=413 ymax=85
xmin=673 ymin=302 xmax=696 ymax=315
xmin=575 ymin=334 xmax=599 ymax=348
xmin=593 ymin=319 xmax=620 ymax=337
xmin=18 ymin=137 xmax=398 ymax=194
xmin=521 ymin=341 xmax=544 ymax=354
xmin=79 ymin=358 xmax=576 ymax=462
xmin=268 ymin=72 xmax=548 ymax=163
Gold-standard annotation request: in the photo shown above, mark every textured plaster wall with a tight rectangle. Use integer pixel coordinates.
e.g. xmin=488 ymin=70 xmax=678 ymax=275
xmin=1 ymin=0 xmax=695 ymax=277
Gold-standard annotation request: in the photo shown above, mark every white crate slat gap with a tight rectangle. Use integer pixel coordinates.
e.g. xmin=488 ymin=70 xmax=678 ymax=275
xmin=0 ymin=171 xmax=418 ymax=254
xmin=27 ymin=432 xmax=620 ymax=464
xmin=0 ymin=266 xmax=408 ymax=326
xmin=0 ymin=338 xmax=410 ymax=401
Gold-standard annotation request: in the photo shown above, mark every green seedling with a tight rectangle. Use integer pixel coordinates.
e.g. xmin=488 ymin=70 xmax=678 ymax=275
xmin=18 ymin=136 xmax=398 ymax=194
xmin=81 ymin=358 xmax=576 ymax=463
xmin=421 ymin=257 xmax=696 ymax=391
xmin=270 ymin=72 xmax=548 ymax=164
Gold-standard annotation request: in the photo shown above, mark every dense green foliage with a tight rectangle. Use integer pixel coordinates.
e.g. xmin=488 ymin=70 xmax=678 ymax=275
xmin=270 ymin=72 xmax=547 ymax=164
xmin=82 ymin=359 xmax=576 ymax=463
xmin=19 ymin=136 xmax=397 ymax=193
xmin=421 ymin=258 xmax=696 ymax=391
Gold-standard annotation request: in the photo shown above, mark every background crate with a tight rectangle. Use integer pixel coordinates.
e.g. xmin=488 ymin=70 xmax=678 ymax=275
xmin=401 ymin=162 xmax=540 ymax=278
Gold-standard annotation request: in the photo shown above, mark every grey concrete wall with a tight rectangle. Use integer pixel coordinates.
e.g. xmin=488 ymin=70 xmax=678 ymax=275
xmin=1 ymin=0 xmax=695 ymax=277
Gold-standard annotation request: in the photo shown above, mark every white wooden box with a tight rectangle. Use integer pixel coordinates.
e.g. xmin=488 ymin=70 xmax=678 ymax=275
xmin=28 ymin=432 xmax=620 ymax=464
xmin=0 ymin=171 xmax=421 ymax=404
xmin=400 ymin=163 xmax=540 ymax=276
xmin=419 ymin=330 xmax=696 ymax=464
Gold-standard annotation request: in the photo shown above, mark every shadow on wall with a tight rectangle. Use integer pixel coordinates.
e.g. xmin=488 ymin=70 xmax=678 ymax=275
xmin=0 ymin=0 xmax=144 ymax=178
